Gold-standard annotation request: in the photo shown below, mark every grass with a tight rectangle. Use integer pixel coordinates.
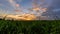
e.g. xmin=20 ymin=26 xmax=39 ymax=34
xmin=0 ymin=19 xmax=60 ymax=34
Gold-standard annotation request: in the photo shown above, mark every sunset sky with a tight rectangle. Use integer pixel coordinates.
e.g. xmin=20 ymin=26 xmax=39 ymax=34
xmin=0 ymin=0 xmax=52 ymax=14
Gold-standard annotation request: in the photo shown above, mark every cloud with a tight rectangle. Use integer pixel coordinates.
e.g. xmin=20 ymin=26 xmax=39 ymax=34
xmin=15 ymin=0 xmax=22 ymax=3
xmin=7 ymin=0 xmax=22 ymax=9
xmin=53 ymin=9 xmax=60 ymax=12
xmin=0 ymin=4 xmax=3 ymax=6
xmin=7 ymin=0 xmax=17 ymax=9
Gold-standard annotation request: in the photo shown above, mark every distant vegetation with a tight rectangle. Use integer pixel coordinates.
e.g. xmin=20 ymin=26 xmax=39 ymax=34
xmin=0 ymin=19 xmax=60 ymax=34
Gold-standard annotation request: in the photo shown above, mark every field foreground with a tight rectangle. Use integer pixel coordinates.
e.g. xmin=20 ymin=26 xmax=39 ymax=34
xmin=0 ymin=19 xmax=60 ymax=34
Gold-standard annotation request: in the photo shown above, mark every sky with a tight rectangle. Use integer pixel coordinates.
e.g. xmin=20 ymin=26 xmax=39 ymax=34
xmin=42 ymin=0 xmax=60 ymax=20
xmin=0 ymin=0 xmax=53 ymax=15
xmin=0 ymin=0 xmax=60 ymax=20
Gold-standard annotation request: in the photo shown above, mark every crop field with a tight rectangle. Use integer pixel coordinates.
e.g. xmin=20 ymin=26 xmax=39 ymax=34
xmin=0 ymin=19 xmax=60 ymax=34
